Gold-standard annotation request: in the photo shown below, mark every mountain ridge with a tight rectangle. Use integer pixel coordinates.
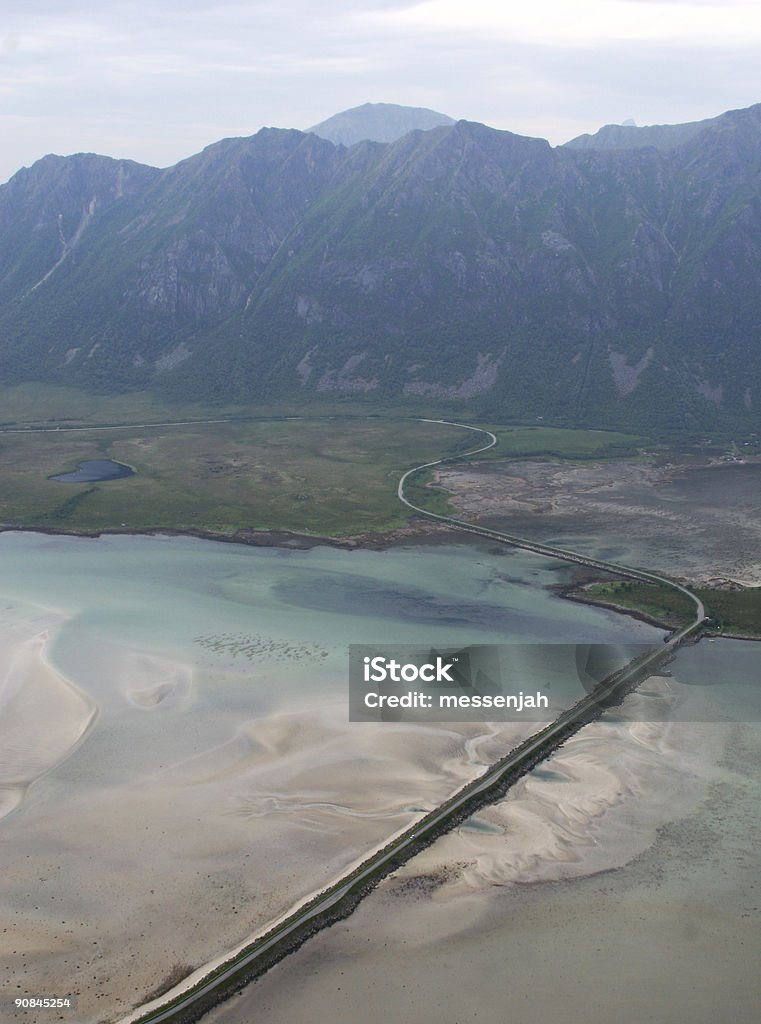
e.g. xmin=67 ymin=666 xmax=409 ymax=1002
xmin=1 ymin=102 xmax=760 ymax=435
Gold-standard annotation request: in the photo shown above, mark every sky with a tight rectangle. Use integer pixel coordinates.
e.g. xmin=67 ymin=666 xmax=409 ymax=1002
xmin=1 ymin=0 xmax=760 ymax=182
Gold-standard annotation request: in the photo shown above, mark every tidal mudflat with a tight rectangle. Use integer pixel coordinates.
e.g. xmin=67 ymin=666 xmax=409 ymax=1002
xmin=436 ymin=457 xmax=761 ymax=585
xmin=0 ymin=532 xmax=662 ymax=1023
xmin=207 ymin=643 xmax=761 ymax=1024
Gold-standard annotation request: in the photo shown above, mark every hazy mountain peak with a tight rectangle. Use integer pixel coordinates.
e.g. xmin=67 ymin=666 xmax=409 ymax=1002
xmin=564 ymin=113 xmax=721 ymax=151
xmin=306 ymin=102 xmax=455 ymax=146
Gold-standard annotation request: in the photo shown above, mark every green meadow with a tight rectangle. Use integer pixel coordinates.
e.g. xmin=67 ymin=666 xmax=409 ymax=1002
xmin=0 ymin=384 xmax=646 ymax=538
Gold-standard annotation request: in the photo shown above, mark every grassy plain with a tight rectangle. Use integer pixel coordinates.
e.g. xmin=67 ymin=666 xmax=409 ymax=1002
xmin=483 ymin=425 xmax=644 ymax=460
xmin=696 ymin=588 xmax=761 ymax=637
xmin=0 ymin=384 xmax=648 ymax=538
xmin=582 ymin=580 xmax=761 ymax=638
xmin=580 ymin=581 xmax=696 ymax=630
xmin=0 ymin=416 xmax=461 ymax=536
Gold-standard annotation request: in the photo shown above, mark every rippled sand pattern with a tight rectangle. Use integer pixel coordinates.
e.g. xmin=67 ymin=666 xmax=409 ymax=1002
xmin=0 ymin=612 xmax=96 ymax=819
xmin=205 ymin=656 xmax=761 ymax=1024
xmin=0 ymin=533 xmax=665 ymax=1022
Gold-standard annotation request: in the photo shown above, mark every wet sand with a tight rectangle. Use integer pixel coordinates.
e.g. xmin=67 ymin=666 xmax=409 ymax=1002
xmin=3 ymin=532 xmax=755 ymax=1024
xmin=206 ymin=672 xmax=761 ymax=1024
xmin=0 ymin=609 xmax=97 ymax=821
xmin=4 ymin=534 xmax=660 ymax=1023
xmin=0 ymin=650 xmax=528 ymax=1023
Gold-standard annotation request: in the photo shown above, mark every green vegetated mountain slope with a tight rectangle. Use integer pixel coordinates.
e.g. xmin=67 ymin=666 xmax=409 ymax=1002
xmin=1 ymin=103 xmax=761 ymax=434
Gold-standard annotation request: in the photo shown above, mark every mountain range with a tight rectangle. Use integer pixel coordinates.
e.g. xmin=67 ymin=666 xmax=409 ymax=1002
xmin=1 ymin=101 xmax=760 ymax=435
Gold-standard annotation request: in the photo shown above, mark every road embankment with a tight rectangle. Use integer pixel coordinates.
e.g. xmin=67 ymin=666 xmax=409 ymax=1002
xmin=125 ymin=419 xmax=706 ymax=1024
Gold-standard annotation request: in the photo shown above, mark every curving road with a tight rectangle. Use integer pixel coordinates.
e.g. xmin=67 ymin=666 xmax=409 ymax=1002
xmin=124 ymin=419 xmax=705 ymax=1024
xmin=0 ymin=416 xmax=246 ymax=435
xmin=400 ymin=418 xmax=704 ymax=630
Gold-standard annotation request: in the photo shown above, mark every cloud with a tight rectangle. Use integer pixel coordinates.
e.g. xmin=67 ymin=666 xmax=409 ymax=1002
xmin=358 ymin=0 xmax=761 ymax=48
xmin=0 ymin=0 xmax=759 ymax=182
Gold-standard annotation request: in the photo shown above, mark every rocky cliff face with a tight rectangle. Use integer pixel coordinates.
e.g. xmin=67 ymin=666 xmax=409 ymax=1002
xmin=0 ymin=154 xmax=158 ymax=304
xmin=1 ymin=104 xmax=760 ymax=433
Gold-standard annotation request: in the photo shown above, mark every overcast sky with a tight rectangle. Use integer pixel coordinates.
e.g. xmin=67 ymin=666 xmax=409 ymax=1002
xmin=1 ymin=0 xmax=760 ymax=182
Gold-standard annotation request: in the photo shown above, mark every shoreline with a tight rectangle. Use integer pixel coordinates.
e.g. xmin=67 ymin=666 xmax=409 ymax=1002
xmin=554 ymin=576 xmax=761 ymax=642
xmin=5 ymin=519 xmax=757 ymax=642
xmin=0 ymin=519 xmax=454 ymax=553
xmin=552 ymin=578 xmax=683 ymax=634
xmin=0 ymin=521 xmax=743 ymax=640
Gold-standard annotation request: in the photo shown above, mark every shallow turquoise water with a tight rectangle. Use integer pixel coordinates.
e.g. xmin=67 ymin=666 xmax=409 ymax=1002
xmin=1 ymin=532 xmax=757 ymax=1024
xmin=0 ymin=530 xmax=670 ymax=820
xmin=0 ymin=530 xmax=666 ymax=701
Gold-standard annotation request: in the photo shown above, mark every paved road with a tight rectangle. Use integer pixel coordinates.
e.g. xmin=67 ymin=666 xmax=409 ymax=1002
xmin=400 ymin=418 xmax=705 ymax=627
xmin=0 ymin=416 xmax=244 ymax=435
xmin=125 ymin=419 xmax=705 ymax=1024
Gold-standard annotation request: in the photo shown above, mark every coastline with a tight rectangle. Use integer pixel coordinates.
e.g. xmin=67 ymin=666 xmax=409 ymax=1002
xmin=0 ymin=520 xmax=713 ymax=636
xmin=552 ymin=578 xmax=684 ymax=633
xmin=554 ymin=576 xmax=761 ymax=642
xmin=0 ymin=518 xmax=456 ymax=553
xmin=9 ymin=520 xmax=758 ymax=644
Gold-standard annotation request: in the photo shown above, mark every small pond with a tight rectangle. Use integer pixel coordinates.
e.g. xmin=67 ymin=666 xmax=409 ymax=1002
xmin=50 ymin=459 xmax=135 ymax=483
